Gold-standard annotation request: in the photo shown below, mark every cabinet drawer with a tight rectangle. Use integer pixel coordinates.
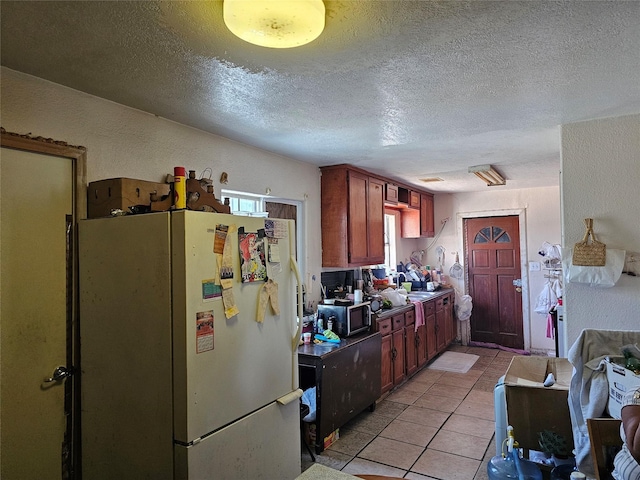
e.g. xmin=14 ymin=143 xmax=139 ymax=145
xmin=392 ymin=314 xmax=404 ymax=331
xmin=424 ymin=301 xmax=435 ymax=316
xmin=405 ymin=309 xmax=415 ymax=326
xmin=377 ymin=318 xmax=392 ymax=335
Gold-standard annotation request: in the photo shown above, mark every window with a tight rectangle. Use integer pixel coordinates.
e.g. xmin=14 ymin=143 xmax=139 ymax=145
xmin=384 ymin=213 xmax=397 ymax=271
xmin=221 ymin=190 xmax=267 ymax=216
xmin=221 ymin=189 xmax=305 ymax=279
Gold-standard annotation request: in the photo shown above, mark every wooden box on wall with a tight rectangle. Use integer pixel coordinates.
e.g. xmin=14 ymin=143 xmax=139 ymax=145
xmin=88 ymin=178 xmax=170 ymax=218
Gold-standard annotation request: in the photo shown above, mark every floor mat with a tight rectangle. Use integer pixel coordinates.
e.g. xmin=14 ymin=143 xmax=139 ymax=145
xmin=427 ymin=351 xmax=479 ymax=373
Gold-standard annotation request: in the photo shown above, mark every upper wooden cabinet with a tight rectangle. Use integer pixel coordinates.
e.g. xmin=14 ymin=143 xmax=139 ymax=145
xmin=409 ymin=191 xmax=420 ymax=209
xmin=420 ymin=193 xmax=435 ymax=237
xmin=385 ymin=183 xmax=399 ymax=204
xmin=321 ymin=165 xmax=385 ymax=267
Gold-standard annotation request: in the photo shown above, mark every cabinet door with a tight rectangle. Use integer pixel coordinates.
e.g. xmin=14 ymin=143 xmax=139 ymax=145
xmin=425 ymin=302 xmax=437 ymax=361
xmin=380 ymin=334 xmax=393 ymax=394
xmin=444 ymin=294 xmax=455 ymax=345
xmin=392 ymin=330 xmax=405 ymax=386
xmin=385 ymin=183 xmax=398 ymax=204
xmin=409 ymin=191 xmax=420 ymax=209
xmin=347 ymin=171 xmax=370 ymax=264
xmin=420 ymin=194 xmax=435 ymax=237
xmin=405 ymin=325 xmax=417 ymax=377
xmin=367 ymin=177 xmax=385 ymax=264
xmin=416 ymin=323 xmax=427 ymax=368
xmin=435 ymin=298 xmax=447 ymax=353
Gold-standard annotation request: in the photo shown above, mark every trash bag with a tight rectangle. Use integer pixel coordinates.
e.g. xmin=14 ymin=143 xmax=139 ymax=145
xmin=456 ymin=294 xmax=473 ymax=321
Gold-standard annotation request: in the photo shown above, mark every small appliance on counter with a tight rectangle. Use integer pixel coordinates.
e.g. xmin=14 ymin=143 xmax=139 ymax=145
xmin=317 ymin=301 xmax=371 ymax=338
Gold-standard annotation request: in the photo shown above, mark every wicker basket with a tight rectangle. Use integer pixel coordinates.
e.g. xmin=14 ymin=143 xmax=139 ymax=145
xmin=572 ymin=218 xmax=606 ymax=266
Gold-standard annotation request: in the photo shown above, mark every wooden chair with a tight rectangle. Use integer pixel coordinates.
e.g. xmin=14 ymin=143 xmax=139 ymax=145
xmin=587 ymin=417 xmax=623 ymax=480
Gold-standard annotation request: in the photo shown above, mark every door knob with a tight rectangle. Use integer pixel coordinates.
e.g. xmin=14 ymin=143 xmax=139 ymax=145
xmin=45 ymin=366 xmax=72 ymax=383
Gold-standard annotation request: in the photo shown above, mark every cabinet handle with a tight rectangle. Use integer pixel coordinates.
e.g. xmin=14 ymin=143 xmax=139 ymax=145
xmin=435 ymin=325 xmax=439 ymax=333
xmin=391 ymin=347 xmax=397 ymax=360
xmin=415 ymin=336 xmax=420 ymax=347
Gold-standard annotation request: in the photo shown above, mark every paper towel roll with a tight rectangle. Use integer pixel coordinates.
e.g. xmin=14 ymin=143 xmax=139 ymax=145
xmin=354 ymin=289 xmax=363 ymax=303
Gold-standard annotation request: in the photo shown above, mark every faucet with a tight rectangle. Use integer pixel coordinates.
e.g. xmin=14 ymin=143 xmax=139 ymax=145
xmin=397 ymin=272 xmax=407 ymax=287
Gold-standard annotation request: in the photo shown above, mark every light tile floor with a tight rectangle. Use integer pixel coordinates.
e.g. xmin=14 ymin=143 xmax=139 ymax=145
xmin=301 ymin=344 xmax=526 ymax=479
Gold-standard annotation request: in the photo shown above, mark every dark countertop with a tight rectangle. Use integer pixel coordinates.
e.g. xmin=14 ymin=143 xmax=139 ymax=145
xmin=374 ymin=287 xmax=454 ymax=320
xmin=297 ymin=330 xmax=381 ymax=359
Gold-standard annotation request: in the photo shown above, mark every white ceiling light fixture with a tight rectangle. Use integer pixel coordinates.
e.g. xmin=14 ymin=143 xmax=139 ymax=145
xmin=223 ymin=0 xmax=325 ymax=49
xmin=468 ymin=164 xmax=506 ymax=186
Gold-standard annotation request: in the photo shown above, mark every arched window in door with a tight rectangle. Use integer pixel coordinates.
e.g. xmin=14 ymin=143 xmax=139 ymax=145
xmin=473 ymin=226 xmax=512 ymax=244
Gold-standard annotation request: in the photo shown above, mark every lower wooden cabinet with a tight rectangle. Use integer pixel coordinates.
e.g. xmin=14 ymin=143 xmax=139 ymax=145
xmin=376 ymin=290 xmax=455 ymax=396
xmin=404 ymin=309 xmax=417 ymax=377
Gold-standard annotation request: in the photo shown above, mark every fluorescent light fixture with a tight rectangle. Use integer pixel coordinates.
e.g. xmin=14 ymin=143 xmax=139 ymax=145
xmin=468 ymin=164 xmax=506 ymax=186
xmin=223 ymin=0 xmax=325 ymax=49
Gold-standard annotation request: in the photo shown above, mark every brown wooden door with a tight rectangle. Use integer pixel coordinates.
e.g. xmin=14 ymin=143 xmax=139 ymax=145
xmin=466 ymin=216 xmax=524 ymax=349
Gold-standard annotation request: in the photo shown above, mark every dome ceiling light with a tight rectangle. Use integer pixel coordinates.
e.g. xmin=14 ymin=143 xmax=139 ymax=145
xmin=223 ymin=0 xmax=325 ymax=49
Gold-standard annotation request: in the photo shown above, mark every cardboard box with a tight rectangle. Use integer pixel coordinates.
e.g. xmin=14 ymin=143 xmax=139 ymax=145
xmin=88 ymin=178 xmax=171 ymax=218
xmin=503 ymin=356 xmax=574 ymax=453
xmin=606 ymin=357 xmax=640 ymax=419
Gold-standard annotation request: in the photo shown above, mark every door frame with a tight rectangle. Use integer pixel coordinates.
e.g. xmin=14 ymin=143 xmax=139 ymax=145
xmin=1 ymin=128 xmax=87 ymax=479
xmin=455 ymin=208 xmax=531 ymax=351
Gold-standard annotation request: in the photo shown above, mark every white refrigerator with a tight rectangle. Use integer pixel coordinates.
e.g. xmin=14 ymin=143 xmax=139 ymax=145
xmin=79 ymin=210 xmax=303 ymax=480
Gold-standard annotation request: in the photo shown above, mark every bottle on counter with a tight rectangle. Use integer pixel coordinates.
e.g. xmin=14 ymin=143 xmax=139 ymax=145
xmin=327 ymin=315 xmax=335 ymax=333
xmin=316 ymin=315 xmax=323 ymax=334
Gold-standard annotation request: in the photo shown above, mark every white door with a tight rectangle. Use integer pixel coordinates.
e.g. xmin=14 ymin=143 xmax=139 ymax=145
xmin=1 ymin=147 xmax=73 ymax=479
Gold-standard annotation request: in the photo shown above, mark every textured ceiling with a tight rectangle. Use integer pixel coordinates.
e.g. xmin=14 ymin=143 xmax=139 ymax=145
xmin=1 ymin=1 xmax=639 ymax=193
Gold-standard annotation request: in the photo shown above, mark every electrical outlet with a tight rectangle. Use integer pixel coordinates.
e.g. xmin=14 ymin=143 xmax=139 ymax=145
xmin=529 ymin=261 xmax=541 ymax=272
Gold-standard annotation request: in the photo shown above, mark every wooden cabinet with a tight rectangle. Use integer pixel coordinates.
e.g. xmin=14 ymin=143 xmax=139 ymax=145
xmin=424 ymin=301 xmax=436 ymax=361
xmin=391 ymin=314 xmax=406 ymax=387
xmin=435 ymin=297 xmax=447 ymax=353
xmin=385 ymin=183 xmax=398 ymax=204
xmin=320 ymin=165 xmax=385 ymax=267
xmin=377 ymin=310 xmax=407 ymax=394
xmin=298 ymin=333 xmax=382 ymax=453
xmin=444 ymin=293 xmax=456 ymax=345
xmin=409 ymin=191 xmax=420 ymax=209
xmin=404 ymin=309 xmax=418 ymax=377
xmin=379 ymin=318 xmax=393 ymax=393
xmin=416 ymin=322 xmax=427 ymax=368
xmin=420 ymin=193 xmax=435 ymax=237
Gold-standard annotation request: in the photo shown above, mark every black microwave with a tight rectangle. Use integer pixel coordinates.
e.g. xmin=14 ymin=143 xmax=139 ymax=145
xmin=317 ymin=302 xmax=371 ymax=337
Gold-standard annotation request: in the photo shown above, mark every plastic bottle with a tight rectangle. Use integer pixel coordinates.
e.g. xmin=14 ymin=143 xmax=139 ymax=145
xmin=487 ymin=426 xmax=543 ymax=480
xmin=174 ymin=166 xmax=186 ymax=209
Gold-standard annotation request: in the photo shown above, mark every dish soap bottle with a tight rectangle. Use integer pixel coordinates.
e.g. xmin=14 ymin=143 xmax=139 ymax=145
xmin=488 ymin=426 xmax=543 ymax=480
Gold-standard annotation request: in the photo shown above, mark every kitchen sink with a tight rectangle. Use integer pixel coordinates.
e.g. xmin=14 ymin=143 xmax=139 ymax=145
xmin=407 ymin=291 xmax=437 ymax=301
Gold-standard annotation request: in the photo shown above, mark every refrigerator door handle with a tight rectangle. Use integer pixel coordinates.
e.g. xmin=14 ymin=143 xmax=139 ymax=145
xmin=290 ymin=255 xmax=304 ymax=350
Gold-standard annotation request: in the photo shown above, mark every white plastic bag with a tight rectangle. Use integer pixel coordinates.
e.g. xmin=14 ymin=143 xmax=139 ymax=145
xmin=455 ymin=294 xmax=473 ymax=321
xmin=561 ymin=247 xmax=626 ymax=287
xmin=381 ymin=287 xmax=407 ymax=307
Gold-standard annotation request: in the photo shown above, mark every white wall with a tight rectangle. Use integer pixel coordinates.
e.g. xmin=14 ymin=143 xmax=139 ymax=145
xmin=1 ymin=67 xmax=324 ymax=300
xmin=561 ymin=114 xmax=640 ymax=350
xmin=426 ymin=186 xmax=562 ymax=354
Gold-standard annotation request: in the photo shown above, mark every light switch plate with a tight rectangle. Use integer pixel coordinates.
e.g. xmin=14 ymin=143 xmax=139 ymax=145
xmin=529 ymin=261 xmax=541 ymax=272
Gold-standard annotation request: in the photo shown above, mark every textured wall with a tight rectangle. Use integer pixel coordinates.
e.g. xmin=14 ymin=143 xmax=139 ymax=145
xmin=561 ymin=114 xmax=640 ymax=351
xmin=1 ymin=67 xmax=323 ymax=299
